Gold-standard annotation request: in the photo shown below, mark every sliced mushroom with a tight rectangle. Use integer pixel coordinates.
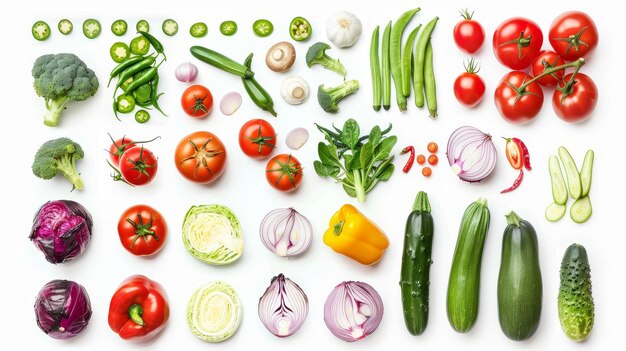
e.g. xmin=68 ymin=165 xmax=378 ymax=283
xmin=281 ymin=76 xmax=310 ymax=105
xmin=266 ymin=41 xmax=296 ymax=72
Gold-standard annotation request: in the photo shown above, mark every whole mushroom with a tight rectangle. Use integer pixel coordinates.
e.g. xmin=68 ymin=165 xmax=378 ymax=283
xmin=266 ymin=42 xmax=296 ymax=72
xmin=281 ymin=76 xmax=310 ymax=105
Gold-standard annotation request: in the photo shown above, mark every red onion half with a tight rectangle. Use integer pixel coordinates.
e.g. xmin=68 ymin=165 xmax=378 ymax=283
xmin=324 ymin=281 xmax=384 ymax=342
xmin=258 ymin=274 xmax=308 ymax=337
xmin=259 ymin=208 xmax=312 ymax=257
xmin=447 ymin=126 xmax=498 ymax=183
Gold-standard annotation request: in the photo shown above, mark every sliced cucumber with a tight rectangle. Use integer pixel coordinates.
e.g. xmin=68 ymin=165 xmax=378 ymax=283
xmin=111 ymin=19 xmax=128 ymax=36
xmin=162 ymin=19 xmax=178 ymax=36
xmin=549 ymin=155 xmax=568 ymax=205
xmin=580 ymin=150 xmax=594 ymax=198
xmin=136 ymin=19 xmax=150 ymax=32
xmin=58 ymin=19 xmax=73 ymax=35
xmin=570 ymin=196 xmax=592 ymax=223
xmin=558 ymin=146 xmax=582 ymax=199
xmin=545 ymin=202 xmax=566 ymax=222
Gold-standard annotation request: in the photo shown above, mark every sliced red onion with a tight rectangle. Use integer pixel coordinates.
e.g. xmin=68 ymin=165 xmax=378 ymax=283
xmin=258 ymin=274 xmax=308 ymax=337
xmin=259 ymin=208 xmax=312 ymax=257
xmin=175 ymin=62 xmax=198 ymax=82
xmin=447 ymin=126 xmax=498 ymax=183
xmin=324 ymin=281 xmax=384 ymax=342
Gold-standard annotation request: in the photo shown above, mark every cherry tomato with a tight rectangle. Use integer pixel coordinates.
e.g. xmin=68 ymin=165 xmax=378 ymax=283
xmin=181 ymin=84 xmax=213 ymax=118
xmin=427 ymin=142 xmax=438 ymax=153
xmin=118 ymin=205 xmax=167 ymax=256
xmin=265 ymin=154 xmax=302 ymax=192
xmin=453 ymin=59 xmax=485 ymax=108
xmin=453 ymin=10 xmax=485 ymax=54
xmin=493 ymin=17 xmax=543 ymax=70
xmin=549 ymin=11 xmax=598 ymax=61
xmin=175 ymin=131 xmax=227 ymax=184
xmin=531 ymin=50 xmax=565 ymax=87
xmin=416 ymin=154 xmax=426 ymax=165
xmin=422 ymin=167 xmax=432 ymax=177
xmin=119 ymin=146 xmax=158 ymax=186
xmin=239 ymin=119 xmax=276 ymax=159
xmin=494 ymin=71 xmax=544 ymax=125
xmin=428 ymin=154 xmax=438 ymax=165
xmin=552 ymin=72 xmax=598 ymax=123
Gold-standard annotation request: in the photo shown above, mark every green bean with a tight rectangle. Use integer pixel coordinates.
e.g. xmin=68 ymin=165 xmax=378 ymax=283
xmin=108 ymin=55 xmax=146 ymax=87
xmin=369 ymin=26 xmax=382 ymax=112
xmin=138 ymin=30 xmax=165 ymax=56
xmin=381 ymin=21 xmax=392 ymax=111
xmin=424 ymin=42 xmax=437 ymax=118
xmin=391 ymin=8 xmax=420 ymax=111
xmin=124 ymin=67 xmax=158 ymax=94
xmin=402 ymin=25 xmax=421 ymax=97
xmin=242 ymin=54 xmax=277 ymax=117
xmin=150 ymin=75 xmax=167 ymax=116
xmin=413 ymin=17 xmax=438 ymax=108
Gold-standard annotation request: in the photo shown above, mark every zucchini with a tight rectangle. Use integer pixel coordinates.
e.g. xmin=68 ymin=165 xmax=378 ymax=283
xmin=558 ymin=244 xmax=594 ymax=341
xmin=497 ymin=211 xmax=542 ymax=341
xmin=549 ymin=155 xmax=568 ymax=205
xmin=545 ymin=202 xmax=566 ymax=222
xmin=446 ymin=198 xmax=490 ymax=333
xmin=189 ymin=46 xmax=254 ymax=79
xmin=558 ymin=146 xmax=582 ymax=199
xmin=570 ymin=196 xmax=592 ymax=223
xmin=580 ymin=150 xmax=594 ymax=197
xmin=400 ymin=191 xmax=433 ymax=336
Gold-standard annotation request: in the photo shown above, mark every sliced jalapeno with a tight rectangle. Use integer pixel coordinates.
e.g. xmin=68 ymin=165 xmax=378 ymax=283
xmin=289 ymin=17 xmax=311 ymax=42
xmin=253 ymin=19 xmax=273 ymax=37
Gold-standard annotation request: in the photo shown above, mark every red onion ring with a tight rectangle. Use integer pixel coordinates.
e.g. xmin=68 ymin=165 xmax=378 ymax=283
xmin=259 ymin=208 xmax=312 ymax=257
xmin=447 ymin=126 xmax=498 ymax=183
xmin=258 ymin=274 xmax=308 ymax=337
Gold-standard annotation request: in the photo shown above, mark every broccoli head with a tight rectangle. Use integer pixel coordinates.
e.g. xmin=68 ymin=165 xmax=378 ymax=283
xmin=32 ymin=137 xmax=85 ymax=191
xmin=305 ymin=42 xmax=346 ymax=77
xmin=32 ymin=53 xmax=99 ymax=127
xmin=317 ymin=80 xmax=360 ymax=113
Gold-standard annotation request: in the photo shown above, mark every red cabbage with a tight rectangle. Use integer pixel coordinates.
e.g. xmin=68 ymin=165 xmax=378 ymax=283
xmin=29 ymin=200 xmax=92 ymax=264
xmin=34 ymin=280 xmax=92 ymax=339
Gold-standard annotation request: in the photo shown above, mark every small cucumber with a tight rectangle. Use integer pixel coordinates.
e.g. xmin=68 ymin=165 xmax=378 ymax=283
xmin=558 ymin=244 xmax=594 ymax=341
xmin=580 ymin=150 xmax=594 ymax=197
xmin=558 ymin=146 xmax=582 ymax=199
xmin=570 ymin=196 xmax=592 ymax=223
xmin=549 ymin=155 xmax=568 ymax=205
xmin=545 ymin=202 xmax=566 ymax=222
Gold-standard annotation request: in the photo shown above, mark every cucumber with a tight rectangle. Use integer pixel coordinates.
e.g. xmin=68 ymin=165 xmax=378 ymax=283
xmin=580 ymin=150 xmax=594 ymax=197
xmin=400 ymin=191 xmax=434 ymax=336
xmin=549 ymin=155 xmax=568 ymax=205
xmin=570 ymin=196 xmax=592 ymax=223
xmin=558 ymin=244 xmax=594 ymax=341
xmin=447 ymin=198 xmax=491 ymax=333
xmin=558 ymin=146 xmax=582 ymax=199
xmin=545 ymin=202 xmax=566 ymax=222
xmin=497 ymin=211 xmax=542 ymax=341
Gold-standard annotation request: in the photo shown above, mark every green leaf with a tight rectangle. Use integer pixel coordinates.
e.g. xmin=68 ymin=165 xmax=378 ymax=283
xmin=314 ymin=160 xmax=340 ymax=177
xmin=340 ymin=119 xmax=360 ymax=149
xmin=318 ymin=142 xmax=340 ymax=167
xmin=369 ymin=126 xmax=382 ymax=147
xmin=360 ymin=142 xmax=374 ymax=170
xmin=342 ymin=183 xmax=357 ymax=197
xmin=347 ymin=150 xmax=361 ymax=171
xmin=343 ymin=154 xmax=353 ymax=168
xmin=374 ymin=136 xmax=398 ymax=161
xmin=378 ymin=163 xmax=395 ymax=181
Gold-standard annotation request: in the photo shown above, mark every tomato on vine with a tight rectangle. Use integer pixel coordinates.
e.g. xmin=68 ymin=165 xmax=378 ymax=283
xmin=494 ymin=71 xmax=544 ymax=125
xmin=493 ymin=17 xmax=543 ymax=69
xmin=118 ymin=146 xmax=158 ymax=186
xmin=552 ymin=72 xmax=598 ymax=123
xmin=107 ymin=134 xmax=160 ymax=166
xmin=531 ymin=50 xmax=565 ymax=87
xmin=549 ymin=11 xmax=598 ymax=61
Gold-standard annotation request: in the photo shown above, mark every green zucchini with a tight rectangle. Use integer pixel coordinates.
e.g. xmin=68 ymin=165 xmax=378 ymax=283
xmin=400 ymin=191 xmax=433 ymax=336
xmin=580 ymin=150 xmax=594 ymax=197
xmin=549 ymin=155 xmax=568 ymax=205
xmin=558 ymin=146 xmax=582 ymax=199
xmin=446 ymin=198 xmax=490 ymax=333
xmin=558 ymin=244 xmax=594 ymax=341
xmin=497 ymin=211 xmax=542 ymax=341
xmin=189 ymin=46 xmax=255 ymax=79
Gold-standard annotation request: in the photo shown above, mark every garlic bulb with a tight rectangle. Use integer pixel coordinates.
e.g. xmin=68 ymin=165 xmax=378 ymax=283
xmin=326 ymin=11 xmax=362 ymax=48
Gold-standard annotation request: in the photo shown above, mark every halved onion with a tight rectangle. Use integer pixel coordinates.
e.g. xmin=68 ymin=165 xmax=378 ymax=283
xmin=259 ymin=208 xmax=312 ymax=257
xmin=187 ymin=281 xmax=242 ymax=343
xmin=447 ymin=126 xmax=498 ymax=183
xmin=258 ymin=274 xmax=308 ymax=337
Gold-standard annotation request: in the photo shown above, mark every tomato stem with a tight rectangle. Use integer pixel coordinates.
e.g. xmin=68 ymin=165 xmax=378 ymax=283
xmin=126 ymin=211 xmax=159 ymax=249
xmin=551 ymin=26 xmax=590 ymax=56
xmin=459 ymin=8 xmax=474 ymax=20
xmin=266 ymin=154 xmax=302 ymax=189
xmin=517 ymin=58 xmax=585 ymax=92
xmin=464 ymin=57 xmax=480 ymax=74
xmin=498 ymin=31 xmax=532 ymax=59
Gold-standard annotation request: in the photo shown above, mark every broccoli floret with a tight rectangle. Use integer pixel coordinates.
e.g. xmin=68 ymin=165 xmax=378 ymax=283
xmin=317 ymin=80 xmax=360 ymax=113
xmin=32 ymin=138 xmax=85 ymax=191
xmin=305 ymin=42 xmax=346 ymax=77
xmin=32 ymin=53 xmax=99 ymax=127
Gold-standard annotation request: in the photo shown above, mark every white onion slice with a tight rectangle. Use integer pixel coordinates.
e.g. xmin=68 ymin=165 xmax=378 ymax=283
xmin=286 ymin=128 xmax=309 ymax=150
xmin=220 ymin=92 xmax=242 ymax=116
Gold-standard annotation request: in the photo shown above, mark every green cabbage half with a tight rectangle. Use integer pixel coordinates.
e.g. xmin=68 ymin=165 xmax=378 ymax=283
xmin=182 ymin=205 xmax=243 ymax=265
xmin=187 ymin=281 xmax=242 ymax=342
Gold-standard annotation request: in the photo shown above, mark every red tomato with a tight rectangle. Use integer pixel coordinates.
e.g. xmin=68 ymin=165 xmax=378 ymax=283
xmin=531 ymin=50 xmax=565 ymax=87
xmin=239 ymin=119 xmax=277 ymax=159
xmin=175 ymin=131 xmax=226 ymax=183
xmin=453 ymin=59 xmax=485 ymax=107
xmin=119 ymin=146 xmax=158 ymax=186
xmin=552 ymin=73 xmax=598 ymax=123
xmin=453 ymin=10 xmax=485 ymax=54
xmin=493 ymin=18 xmax=543 ymax=69
xmin=265 ymin=154 xmax=303 ymax=192
xmin=181 ymin=85 xmax=213 ymax=118
xmin=118 ymin=205 xmax=167 ymax=256
xmin=494 ymin=71 xmax=544 ymax=125
xmin=108 ymin=135 xmax=160 ymax=166
xmin=549 ymin=11 xmax=598 ymax=61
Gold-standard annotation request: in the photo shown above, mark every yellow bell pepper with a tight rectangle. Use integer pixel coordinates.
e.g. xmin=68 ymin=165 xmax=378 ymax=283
xmin=323 ymin=204 xmax=389 ymax=265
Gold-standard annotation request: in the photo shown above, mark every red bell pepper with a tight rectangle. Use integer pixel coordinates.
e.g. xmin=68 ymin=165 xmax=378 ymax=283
xmin=108 ymin=275 xmax=169 ymax=342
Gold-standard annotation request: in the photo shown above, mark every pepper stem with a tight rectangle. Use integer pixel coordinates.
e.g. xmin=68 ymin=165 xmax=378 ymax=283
xmin=505 ymin=211 xmax=522 ymax=227
xmin=412 ymin=191 xmax=431 ymax=213
xmin=128 ymin=304 xmax=145 ymax=326
xmin=333 ymin=221 xmax=345 ymax=235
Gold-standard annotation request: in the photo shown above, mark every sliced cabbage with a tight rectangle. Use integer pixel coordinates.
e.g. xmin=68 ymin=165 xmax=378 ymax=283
xmin=182 ymin=205 xmax=243 ymax=265
xmin=187 ymin=281 xmax=242 ymax=342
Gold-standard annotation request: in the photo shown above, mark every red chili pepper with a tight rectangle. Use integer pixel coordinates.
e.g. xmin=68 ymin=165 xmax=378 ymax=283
xmin=512 ymin=137 xmax=532 ymax=171
xmin=108 ymin=275 xmax=169 ymax=342
xmin=501 ymin=169 xmax=524 ymax=194
xmin=401 ymin=146 xmax=415 ymax=173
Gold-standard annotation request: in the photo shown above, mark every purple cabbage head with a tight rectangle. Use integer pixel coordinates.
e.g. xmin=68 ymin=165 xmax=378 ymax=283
xmin=29 ymin=200 xmax=93 ymax=264
xmin=34 ymin=279 xmax=92 ymax=339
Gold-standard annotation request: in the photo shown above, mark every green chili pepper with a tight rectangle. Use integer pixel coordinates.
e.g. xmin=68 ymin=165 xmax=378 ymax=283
xmin=108 ymin=55 xmax=146 ymax=87
xmin=124 ymin=67 xmax=158 ymax=94
xmin=113 ymin=55 xmax=157 ymax=94
xmin=138 ymin=30 xmax=165 ymax=57
xmin=150 ymin=75 xmax=167 ymax=116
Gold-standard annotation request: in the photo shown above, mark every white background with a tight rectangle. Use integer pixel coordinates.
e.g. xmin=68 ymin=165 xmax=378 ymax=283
xmin=1 ymin=0 xmax=622 ymax=349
